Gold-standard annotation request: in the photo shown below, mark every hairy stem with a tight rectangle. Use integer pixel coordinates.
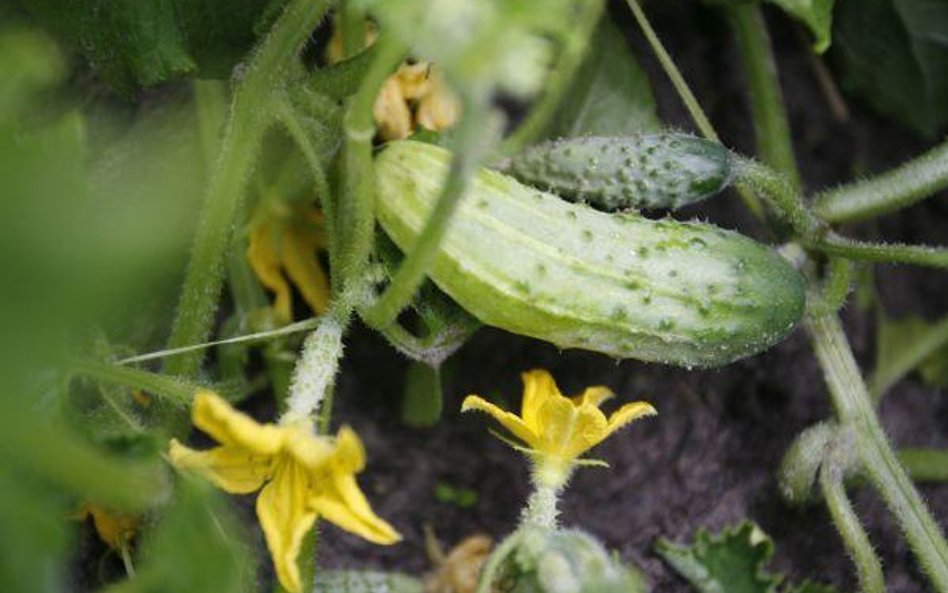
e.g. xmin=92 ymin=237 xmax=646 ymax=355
xmin=72 ymin=359 xmax=198 ymax=406
xmin=820 ymin=463 xmax=885 ymax=593
xmin=806 ymin=313 xmax=948 ymax=591
xmin=814 ymin=233 xmax=948 ymax=269
xmin=814 ymin=138 xmax=948 ymax=223
xmin=164 ymin=0 xmax=333 ymax=378
xmin=728 ymin=3 xmax=800 ymax=189
xmin=336 ymin=36 xmax=406 ymax=293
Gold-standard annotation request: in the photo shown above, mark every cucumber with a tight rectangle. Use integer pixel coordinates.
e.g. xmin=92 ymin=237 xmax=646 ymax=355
xmin=375 ymin=140 xmax=804 ymax=368
xmin=500 ymin=134 xmax=734 ymax=210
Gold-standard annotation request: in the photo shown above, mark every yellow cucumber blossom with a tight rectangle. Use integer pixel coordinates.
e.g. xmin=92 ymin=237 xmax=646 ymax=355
xmin=246 ymin=203 xmax=330 ymax=323
xmin=75 ymin=504 xmax=139 ymax=551
xmin=462 ymin=369 xmax=656 ymax=485
xmin=326 ymin=20 xmax=460 ymax=140
xmin=169 ymin=391 xmax=399 ymax=593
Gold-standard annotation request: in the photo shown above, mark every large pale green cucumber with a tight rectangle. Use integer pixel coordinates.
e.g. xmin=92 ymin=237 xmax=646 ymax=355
xmin=500 ymin=134 xmax=734 ymax=210
xmin=375 ymin=141 xmax=804 ymax=368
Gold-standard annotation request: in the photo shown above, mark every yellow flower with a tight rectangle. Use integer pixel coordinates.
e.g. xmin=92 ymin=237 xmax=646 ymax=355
xmin=461 ymin=369 xmax=656 ymax=483
xmin=169 ymin=391 xmax=399 ymax=593
xmin=326 ymin=20 xmax=460 ymax=140
xmin=247 ymin=204 xmax=330 ymax=323
xmin=75 ymin=504 xmax=139 ymax=551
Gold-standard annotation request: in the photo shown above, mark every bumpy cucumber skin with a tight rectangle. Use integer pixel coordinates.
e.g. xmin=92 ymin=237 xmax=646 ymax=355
xmin=502 ymin=134 xmax=733 ymax=210
xmin=376 ymin=141 xmax=804 ymax=368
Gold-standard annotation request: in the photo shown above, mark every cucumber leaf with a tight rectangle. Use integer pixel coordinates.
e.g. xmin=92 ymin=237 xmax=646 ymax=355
xmin=15 ymin=0 xmax=288 ymax=92
xmin=655 ymin=521 xmax=838 ymax=593
xmin=547 ymin=16 xmax=659 ymax=139
xmin=765 ymin=0 xmax=835 ymax=53
xmin=832 ymin=0 xmax=948 ymax=136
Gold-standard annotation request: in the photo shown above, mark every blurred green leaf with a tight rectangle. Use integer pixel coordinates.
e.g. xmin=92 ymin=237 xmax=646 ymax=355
xmin=833 ymin=0 xmax=948 ymax=136
xmin=547 ymin=16 xmax=659 ymax=138
xmin=872 ymin=313 xmax=948 ymax=395
xmin=101 ymin=476 xmax=253 ymax=593
xmin=765 ymin=0 xmax=834 ymax=53
xmin=16 ymin=0 xmax=289 ymax=92
xmin=0 ymin=468 xmax=72 ymax=593
xmin=656 ymin=521 xmax=838 ymax=593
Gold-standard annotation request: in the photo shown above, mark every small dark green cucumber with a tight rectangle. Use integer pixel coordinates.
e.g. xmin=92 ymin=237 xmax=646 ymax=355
xmin=500 ymin=134 xmax=734 ymax=210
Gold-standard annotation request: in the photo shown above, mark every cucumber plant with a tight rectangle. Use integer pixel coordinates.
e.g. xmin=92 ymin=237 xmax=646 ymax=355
xmin=5 ymin=1 xmax=948 ymax=593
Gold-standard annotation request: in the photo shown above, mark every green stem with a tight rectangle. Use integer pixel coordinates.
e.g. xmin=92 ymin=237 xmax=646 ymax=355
xmin=71 ymin=359 xmax=197 ymax=406
xmin=273 ymin=96 xmax=339 ymax=279
xmin=814 ymin=233 xmax=948 ymax=269
xmin=806 ymin=313 xmax=948 ymax=591
xmin=728 ymin=4 xmax=800 ymax=189
xmin=814 ymin=138 xmax=948 ymax=223
xmin=899 ymin=448 xmax=948 ymax=483
xmin=164 ymin=0 xmax=333 ymax=378
xmin=520 ymin=481 xmax=561 ymax=529
xmin=819 ymin=463 xmax=885 ymax=593
xmin=626 ymin=0 xmax=765 ymax=218
xmin=360 ymin=100 xmax=489 ymax=329
xmin=193 ymin=80 xmax=227 ymax=174
xmin=870 ymin=315 xmax=948 ymax=400
xmin=499 ymin=0 xmax=605 ymax=154
xmin=336 ymin=36 xmax=406 ymax=291
xmin=475 ymin=530 xmax=524 ymax=593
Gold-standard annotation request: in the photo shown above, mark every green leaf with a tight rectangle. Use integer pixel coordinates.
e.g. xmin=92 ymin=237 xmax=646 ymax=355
xmin=765 ymin=0 xmax=835 ymax=53
xmin=833 ymin=0 xmax=948 ymax=136
xmin=0 ymin=468 xmax=71 ymax=593
xmin=108 ymin=477 xmax=253 ymax=593
xmin=16 ymin=0 xmax=288 ymax=92
xmin=656 ymin=522 xmax=781 ymax=593
xmin=871 ymin=312 xmax=948 ymax=395
xmin=547 ymin=16 xmax=659 ymax=138
xmin=655 ymin=521 xmax=839 ymax=593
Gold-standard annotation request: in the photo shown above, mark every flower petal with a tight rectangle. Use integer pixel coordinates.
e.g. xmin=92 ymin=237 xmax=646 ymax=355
xmin=520 ymin=369 xmax=561 ymax=434
xmin=309 ymin=473 xmax=401 ymax=545
xmin=281 ymin=224 xmax=330 ymax=315
xmin=416 ymin=70 xmax=461 ymax=132
xmin=168 ymin=439 xmax=272 ymax=494
xmin=373 ymin=77 xmax=412 ymax=141
xmin=192 ymin=391 xmax=285 ymax=455
xmin=535 ymin=394 xmax=609 ymax=461
xmin=257 ymin=460 xmax=319 ymax=593
xmin=282 ymin=422 xmax=334 ymax=471
xmin=571 ymin=386 xmax=614 ymax=408
xmin=605 ymin=401 xmax=657 ymax=437
xmin=247 ymin=221 xmax=293 ymax=323
xmin=461 ymin=395 xmax=538 ymax=448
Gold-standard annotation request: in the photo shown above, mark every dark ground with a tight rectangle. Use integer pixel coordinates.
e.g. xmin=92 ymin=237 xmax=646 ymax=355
xmin=310 ymin=2 xmax=948 ymax=592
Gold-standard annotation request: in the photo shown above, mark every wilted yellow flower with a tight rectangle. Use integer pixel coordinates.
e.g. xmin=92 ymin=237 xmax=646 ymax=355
xmin=462 ymin=369 xmax=656 ymax=484
xmin=169 ymin=391 xmax=399 ymax=593
xmin=327 ymin=21 xmax=460 ymax=140
xmin=75 ymin=504 xmax=139 ymax=551
xmin=247 ymin=204 xmax=330 ymax=323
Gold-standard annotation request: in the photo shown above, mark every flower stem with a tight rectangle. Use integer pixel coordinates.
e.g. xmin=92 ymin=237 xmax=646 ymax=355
xmin=282 ymin=312 xmax=346 ymax=424
xmin=819 ymin=463 xmax=885 ymax=593
xmin=814 ymin=233 xmax=948 ymax=269
xmin=806 ymin=313 xmax=948 ymax=591
xmin=360 ymin=99 xmax=491 ymax=329
xmin=164 ymin=0 xmax=333 ymax=379
xmin=814 ymin=138 xmax=948 ymax=223
xmin=520 ymin=481 xmax=561 ymax=529
xmin=71 ymin=359 xmax=197 ymax=407
xmin=727 ymin=3 xmax=800 ymax=189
